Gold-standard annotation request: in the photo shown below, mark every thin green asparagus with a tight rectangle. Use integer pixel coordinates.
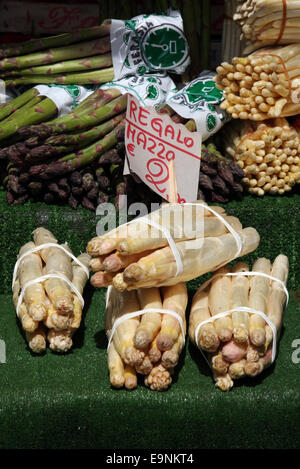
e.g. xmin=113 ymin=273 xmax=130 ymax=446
xmin=0 ymin=87 xmax=40 ymax=121
xmin=0 ymin=21 xmax=111 ymax=58
xmin=0 ymin=37 xmax=111 ymax=71
xmin=2 ymin=55 xmax=113 ymax=77
xmin=29 ymin=120 xmax=125 ymax=179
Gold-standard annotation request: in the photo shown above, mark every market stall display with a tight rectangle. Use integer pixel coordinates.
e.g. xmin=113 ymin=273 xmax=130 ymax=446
xmin=189 ymin=255 xmax=289 ymax=391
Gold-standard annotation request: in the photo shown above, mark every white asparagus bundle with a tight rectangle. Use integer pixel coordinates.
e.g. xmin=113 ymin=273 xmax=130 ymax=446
xmin=222 ymin=0 xmax=246 ymax=62
xmin=112 ymin=227 xmax=259 ymax=291
xmin=216 ymin=44 xmax=300 ymax=120
xmin=234 ymin=0 xmax=300 ymax=53
xmin=106 ymin=283 xmax=188 ymax=391
xmin=13 ymin=228 xmax=90 ymax=353
xmin=218 ymin=118 xmax=300 ymax=196
xmin=189 ymin=255 xmax=289 ymax=391
xmin=87 ymin=202 xmax=260 ymax=291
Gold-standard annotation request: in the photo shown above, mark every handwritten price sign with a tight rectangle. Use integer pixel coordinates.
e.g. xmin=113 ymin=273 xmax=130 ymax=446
xmin=125 ymin=95 xmax=201 ymax=203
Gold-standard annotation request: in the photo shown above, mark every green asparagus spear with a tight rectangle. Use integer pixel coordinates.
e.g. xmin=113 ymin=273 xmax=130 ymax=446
xmin=20 ymin=92 xmax=127 ymax=138
xmin=5 ymin=67 xmax=115 ymax=87
xmin=0 ymin=87 xmax=40 ymax=122
xmin=25 ymin=113 xmax=126 ymax=164
xmin=29 ymin=120 xmax=125 ymax=178
xmin=0 ymin=21 xmax=111 ymax=58
xmin=0 ymin=98 xmax=57 ymax=141
xmin=0 ymin=37 xmax=111 ymax=71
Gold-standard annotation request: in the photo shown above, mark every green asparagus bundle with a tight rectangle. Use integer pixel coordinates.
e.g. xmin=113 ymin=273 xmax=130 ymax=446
xmin=0 ymin=94 xmax=58 ymax=143
xmin=18 ymin=89 xmax=126 ymax=139
xmin=0 ymin=21 xmax=111 ymax=58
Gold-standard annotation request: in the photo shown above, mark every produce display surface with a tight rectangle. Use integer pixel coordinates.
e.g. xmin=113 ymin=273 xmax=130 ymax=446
xmin=0 ymin=190 xmax=299 ymax=449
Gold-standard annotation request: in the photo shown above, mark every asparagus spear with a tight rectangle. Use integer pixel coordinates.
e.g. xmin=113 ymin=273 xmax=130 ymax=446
xmin=0 ymin=21 xmax=111 ymax=58
xmin=5 ymin=67 xmax=115 ymax=87
xmin=0 ymin=98 xmax=58 ymax=142
xmin=19 ymin=89 xmax=124 ymax=138
xmin=29 ymin=119 xmax=126 ymax=179
xmin=3 ymin=55 xmax=113 ymax=77
xmin=24 ymin=113 xmax=126 ymax=164
xmin=0 ymin=87 xmax=40 ymax=121
xmin=0 ymin=37 xmax=111 ymax=71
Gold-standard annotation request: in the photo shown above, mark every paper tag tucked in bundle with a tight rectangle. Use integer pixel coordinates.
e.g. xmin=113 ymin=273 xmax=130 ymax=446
xmin=110 ymin=9 xmax=190 ymax=79
xmin=34 ymin=84 xmax=96 ymax=117
xmin=100 ymin=73 xmax=177 ymax=108
xmin=166 ymin=72 xmax=228 ymax=141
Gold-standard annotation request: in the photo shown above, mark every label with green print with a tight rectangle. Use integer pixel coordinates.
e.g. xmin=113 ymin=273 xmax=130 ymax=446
xmin=166 ymin=72 xmax=229 ymax=142
xmin=100 ymin=73 xmax=177 ymax=108
xmin=34 ymin=84 xmax=96 ymax=117
xmin=110 ymin=9 xmax=190 ymax=79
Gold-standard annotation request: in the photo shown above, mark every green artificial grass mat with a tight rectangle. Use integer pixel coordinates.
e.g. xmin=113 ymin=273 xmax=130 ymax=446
xmin=0 ymin=190 xmax=299 ymax=449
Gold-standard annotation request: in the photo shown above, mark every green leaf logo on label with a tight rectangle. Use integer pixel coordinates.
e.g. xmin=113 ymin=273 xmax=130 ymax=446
xmin=125 ymin=20 xmax=137 ymax=30
xmin=142 ymin=24 xmax=189 ymax=70
xmin=146 ymin=84 xmax=159 ymax=100
xmin=206 ymin=114 xmax=217 ymax=132
xmin=186 ymin=79 xmax=223 ymax=104
xmin=65 ymin=85 xmax=80 ymax=98
xmin=137 ymin=65 xmax=147 ymax=75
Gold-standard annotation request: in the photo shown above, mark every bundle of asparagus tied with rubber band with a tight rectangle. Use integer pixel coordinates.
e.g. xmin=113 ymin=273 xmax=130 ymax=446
xmin=216 ymin=44 xmax=300 ymax=120
xmin=0 ymin=20 xmax=114 ymax=87
xmin=216 ymin=118 xmax=300 ymax=196
xmin=87 ymin=201 xmax=260 ymax=291
xmin=189 ymin=255 xmax=289 ymax=391
xmin=106 ymin=282 xmax=188 ymax=391
xmin=234 ymin=0 xmax=300 ymax=54
xmin=13 ymin=227 xmax=90 ymax=353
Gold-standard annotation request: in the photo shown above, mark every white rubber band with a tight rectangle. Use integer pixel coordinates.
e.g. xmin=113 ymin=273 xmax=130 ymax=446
xmin=15 ymin=273 xmax=84 ymax=318
xmin=138 ymin=216 xmax=184 ymax=276
xmin=193 ymin=270 xmax=289 ymax=365
xmin=107 ymin=307 xmax=185 ymax=352
xmin=12 ymin=242 xmax=89 ymax=289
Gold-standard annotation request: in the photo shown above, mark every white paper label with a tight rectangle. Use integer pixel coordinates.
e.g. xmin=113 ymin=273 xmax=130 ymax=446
xmin=34 ymin=84 xmax=96 ymax=117
xmin=110 ymin=9 xmax=190 ymax=79
xmin=100 ymin=73 xmax=177 ymax=108
xmin=166 ymin=72 xmax=228 ymax=141
xmin=125 ymin=95 xmax=201 ymax=203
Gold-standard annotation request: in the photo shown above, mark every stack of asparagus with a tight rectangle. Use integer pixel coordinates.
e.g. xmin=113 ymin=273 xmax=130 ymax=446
xmin=215 ymin=44 xmax=300 ymax=120
xmin=189 ymin=255 xmax=289 ymax=391
xmin=87 ymin=202 xmax=260 ymax=291
xmin=234 ymin=0 xmax=300 ymax=53
xmin=217 ymin=118 xmax=300 ymax=196
xmin=0 ymin=21 xmax=114 ymax=87
xmin=13 ymin=228 xmax=90 ymax=353
xmin=106 ymin=283 xmax=187 ymax=391
xmin=0 ymin=88 xmax=130 ymax=208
